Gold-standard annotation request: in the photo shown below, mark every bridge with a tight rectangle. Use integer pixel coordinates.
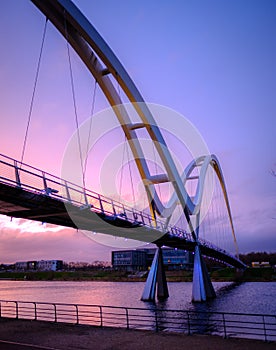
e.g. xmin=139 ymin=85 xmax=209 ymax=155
xmin=0 ymin=0 xmax=246 ymax=303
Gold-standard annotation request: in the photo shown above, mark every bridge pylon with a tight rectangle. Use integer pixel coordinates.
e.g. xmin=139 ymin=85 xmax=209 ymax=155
xmin=141 ymin=246 xmax=169 ymax=302
xmin=192 ymin=244 xmax=216 ymax=302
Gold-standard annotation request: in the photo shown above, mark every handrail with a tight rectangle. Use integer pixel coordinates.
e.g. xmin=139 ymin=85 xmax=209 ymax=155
xmin=0 ymin=300 xmax=275 ymax=342
xmin=0 ymin=153 xmax=244 ymax=267
xmin=0 ymin=154 xmax=171 ymax=227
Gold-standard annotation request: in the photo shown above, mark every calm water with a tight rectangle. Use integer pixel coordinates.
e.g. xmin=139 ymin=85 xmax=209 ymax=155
xmin=0 ymin=280 xmax=275 ymax=315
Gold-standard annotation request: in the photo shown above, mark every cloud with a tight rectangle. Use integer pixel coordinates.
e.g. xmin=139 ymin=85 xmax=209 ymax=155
xmin=0 ymin=216 xmax=64 ymax=234
xmin=0 ymin=215 xmax=112 ymax=264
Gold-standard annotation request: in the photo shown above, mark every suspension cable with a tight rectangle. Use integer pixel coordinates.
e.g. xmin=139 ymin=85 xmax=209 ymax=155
xmin=152 ymin=141 xmax=162 ymax=201
xmin=200 ymin=186 xmax=206 ymax=240
xmin=83 ymin=80 xmax=97 ymax=179
xmin=119 ymin=137 xmax=127 ymax=201
xmin=206 ymin=185 xmax=212 ymax=242
xmin=116 ymin=78 xmax=136 ymax=205
xmin=126 ymin=142 xmax=136 ymax=206
xmin=20 ymin=18 xmax=48 ymax=166
xmin=64 ymin=12 xmax=85 ymax=188
xmin=214 ymin=178 xmax=221 ymax=248
xmin=220 ymin=182 xmax=228 ymax=251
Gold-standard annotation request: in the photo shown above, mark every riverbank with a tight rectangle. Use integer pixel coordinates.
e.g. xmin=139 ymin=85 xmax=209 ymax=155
xmin=0 ymin=267 xmax=275 ymax=282
xmin=0 ymin=318 xmax=274 ymax=350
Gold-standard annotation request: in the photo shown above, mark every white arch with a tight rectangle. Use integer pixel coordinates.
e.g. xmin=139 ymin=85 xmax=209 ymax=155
xmin=30 ymin=0 xmax=238 ymax=256
xmin=31 ymin=0 xmax=195 ymax=221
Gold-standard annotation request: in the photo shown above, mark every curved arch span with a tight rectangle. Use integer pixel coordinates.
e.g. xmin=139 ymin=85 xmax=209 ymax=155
xmin=30 ymin=0 xmax=238 ymax=257
xmin=30 ymin=0 xmax=195 ymax=217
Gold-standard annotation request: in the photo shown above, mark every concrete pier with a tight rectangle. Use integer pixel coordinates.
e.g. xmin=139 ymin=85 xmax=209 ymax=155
xmin=141 ymin=246 xmax=169 ymax=301
xmin=192 ymin=245 xmax=216 ymax=302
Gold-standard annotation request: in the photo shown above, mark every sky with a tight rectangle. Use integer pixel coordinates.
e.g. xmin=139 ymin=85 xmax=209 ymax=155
xmin=0 ymin=0 xmax=275 ymax=263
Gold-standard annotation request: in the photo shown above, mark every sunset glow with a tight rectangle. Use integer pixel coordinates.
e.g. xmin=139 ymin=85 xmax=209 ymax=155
xmin=0 ymin=0 xmax=275 ymax=264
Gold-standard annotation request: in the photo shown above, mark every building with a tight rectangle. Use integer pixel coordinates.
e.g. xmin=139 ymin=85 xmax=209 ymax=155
xmin=160 ymin=248 xmax=193 ymax=270
xmin=15 ymin=261 xmax=28 ymax=271
xmin=37 ymin=260 xmax=63 ymax=271
xmin=112 ymin=250 xmax=147 ymax=272
xmin=28 ymin=261 xmax=37 ymax=270
xmin=15 ymin=260 xmax=63 ymax=271
xmin=15 ymin=261 xmax=37 ymax=271
xmin=112 ymin=248 xmax=193 ymax=271
xmin=252 ymin=261 xmax=270 ymax=268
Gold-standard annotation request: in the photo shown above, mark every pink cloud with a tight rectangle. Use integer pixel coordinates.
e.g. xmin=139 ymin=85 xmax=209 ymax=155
xmin=0 ymin=216 xmax=112 ymax=264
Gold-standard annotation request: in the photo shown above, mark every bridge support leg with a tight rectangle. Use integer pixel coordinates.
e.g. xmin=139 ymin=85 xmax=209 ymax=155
xmin=141 ymin=247 xmax=169 ymax=301
xmin=192 ymin=245 xmax=216 ymax=302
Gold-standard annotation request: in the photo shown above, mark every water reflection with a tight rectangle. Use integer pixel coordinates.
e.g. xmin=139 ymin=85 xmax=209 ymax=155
xmin=0 ymin=281 xmax=275 ymax=314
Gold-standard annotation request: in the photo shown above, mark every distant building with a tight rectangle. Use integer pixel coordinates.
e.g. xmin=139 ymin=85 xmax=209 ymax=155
xmin=28 ymin=261 xmax=37 ymax=270
xmin=15 ymin=261 xmax=28 ymax=271
xmin=37 ymin=260 xmax=63 ymax=271
xmin=112 ymin=250 xmax=147 ymax=272
xmin=112 ymin=248 xmax=193 ymax=271
xmin=144 ymin=248 xmax=194 ymax=270
xmin=15 ymin=260 xmax=63 ymax=271
xmin=252 ymin=261 xmax=270 ymax=268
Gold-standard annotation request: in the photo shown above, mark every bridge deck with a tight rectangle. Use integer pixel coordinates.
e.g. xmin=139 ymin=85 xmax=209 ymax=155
xmin=0 ymin=153 xmax=245 ymax=268
xmin=0 ymin=181 xmax=244 ymax=268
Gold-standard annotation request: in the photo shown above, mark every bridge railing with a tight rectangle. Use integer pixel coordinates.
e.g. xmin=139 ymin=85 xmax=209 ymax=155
xmin=0 ymin=300 xmax=275 ymax=342
xmin=0 ymin=153 xmax=241 ymax=264
xmin=0 ymin=153 xmax=189 ymax=235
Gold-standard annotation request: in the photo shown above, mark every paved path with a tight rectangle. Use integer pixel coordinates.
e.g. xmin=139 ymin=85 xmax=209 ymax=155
xmin=0 ymin=340 xmax=59 ymax=349
xmin=0 ymin=318 xmax=274 ymax=350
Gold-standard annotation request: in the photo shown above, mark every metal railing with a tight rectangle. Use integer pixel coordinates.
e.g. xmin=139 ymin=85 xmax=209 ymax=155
xmin=0 ymin=153 xmax=183 ymax=233
xmin=0 ymin=153 xmax=243 ymax=266
xmin=0 ymin=300 xmax=275 ymax=342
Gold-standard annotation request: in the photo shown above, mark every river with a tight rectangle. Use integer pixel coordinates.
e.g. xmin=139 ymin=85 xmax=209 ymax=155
xmin=0 ymin=281 xmax=275 ymax=315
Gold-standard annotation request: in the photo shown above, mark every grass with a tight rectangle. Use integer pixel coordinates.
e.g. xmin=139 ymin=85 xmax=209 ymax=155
xmin=0 ymin=267 xmax=274 ymax=282
xmin=211 ymin=267 xmax=275 ymax=282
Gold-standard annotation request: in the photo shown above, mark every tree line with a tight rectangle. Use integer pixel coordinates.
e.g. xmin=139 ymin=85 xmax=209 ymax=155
xmin=239 ymin=252 xmax=276 ymax=266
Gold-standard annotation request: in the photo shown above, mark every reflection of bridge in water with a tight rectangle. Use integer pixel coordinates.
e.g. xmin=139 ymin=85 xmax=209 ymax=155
xmin=0 ymin=0 xmax=246 ymax=302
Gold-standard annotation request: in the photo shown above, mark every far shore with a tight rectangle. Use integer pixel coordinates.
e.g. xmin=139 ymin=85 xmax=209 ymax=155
xmin=0 ymin=267 xmax=275 ymax=282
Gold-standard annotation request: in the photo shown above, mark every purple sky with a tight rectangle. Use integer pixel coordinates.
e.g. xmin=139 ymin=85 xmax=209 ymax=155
xmin=0 ymin=0 xmax=275 ymax=263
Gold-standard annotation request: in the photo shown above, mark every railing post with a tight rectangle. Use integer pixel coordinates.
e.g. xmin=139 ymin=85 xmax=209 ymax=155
xmin=99 ymin=306 xmax=103 ymax=327
xmin=112 ymin=201 xmax=116 ymax=216
xmin=122 ymin=205 xmax=127 ymax=218
xmin=222 ymin=313 xmax=227 ymax=338
xmin=125 ymin=308 xmax=129 ymax=329
xmin=34 ymin=302 xmax=37 ymax=321
xmin=15 ymin=301 xmax=19 ymax=319
xmin=42 ymin=172 xmax=48 ymax=193
xmin=99 ymin=195 xmax=104 ymax=213
xmin=53 ymin=304 xmax=57 ymax=322
xmin=140 ymin=213 xmax=145 ymax=225
xmin=14 ymin=161 xmax=21 ymax=188
xmin=64 ymin=181 xmax=71 ymax=202
xmin=155 ymin=309 xmax=158 ymax=332
xmin=187 ymin=311 xmax=191 ymax=335
xmin=262 ymin=315 xmax=267 ymax=342
xmin=75 ymin=305 xmax=79 ymax=325
xmin=83 ymin=189 xmax=88 ymax=205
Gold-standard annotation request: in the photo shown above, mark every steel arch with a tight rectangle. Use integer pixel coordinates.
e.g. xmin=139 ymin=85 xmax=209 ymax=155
xmin=30 ymin=0 xmax=238 ymax=256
